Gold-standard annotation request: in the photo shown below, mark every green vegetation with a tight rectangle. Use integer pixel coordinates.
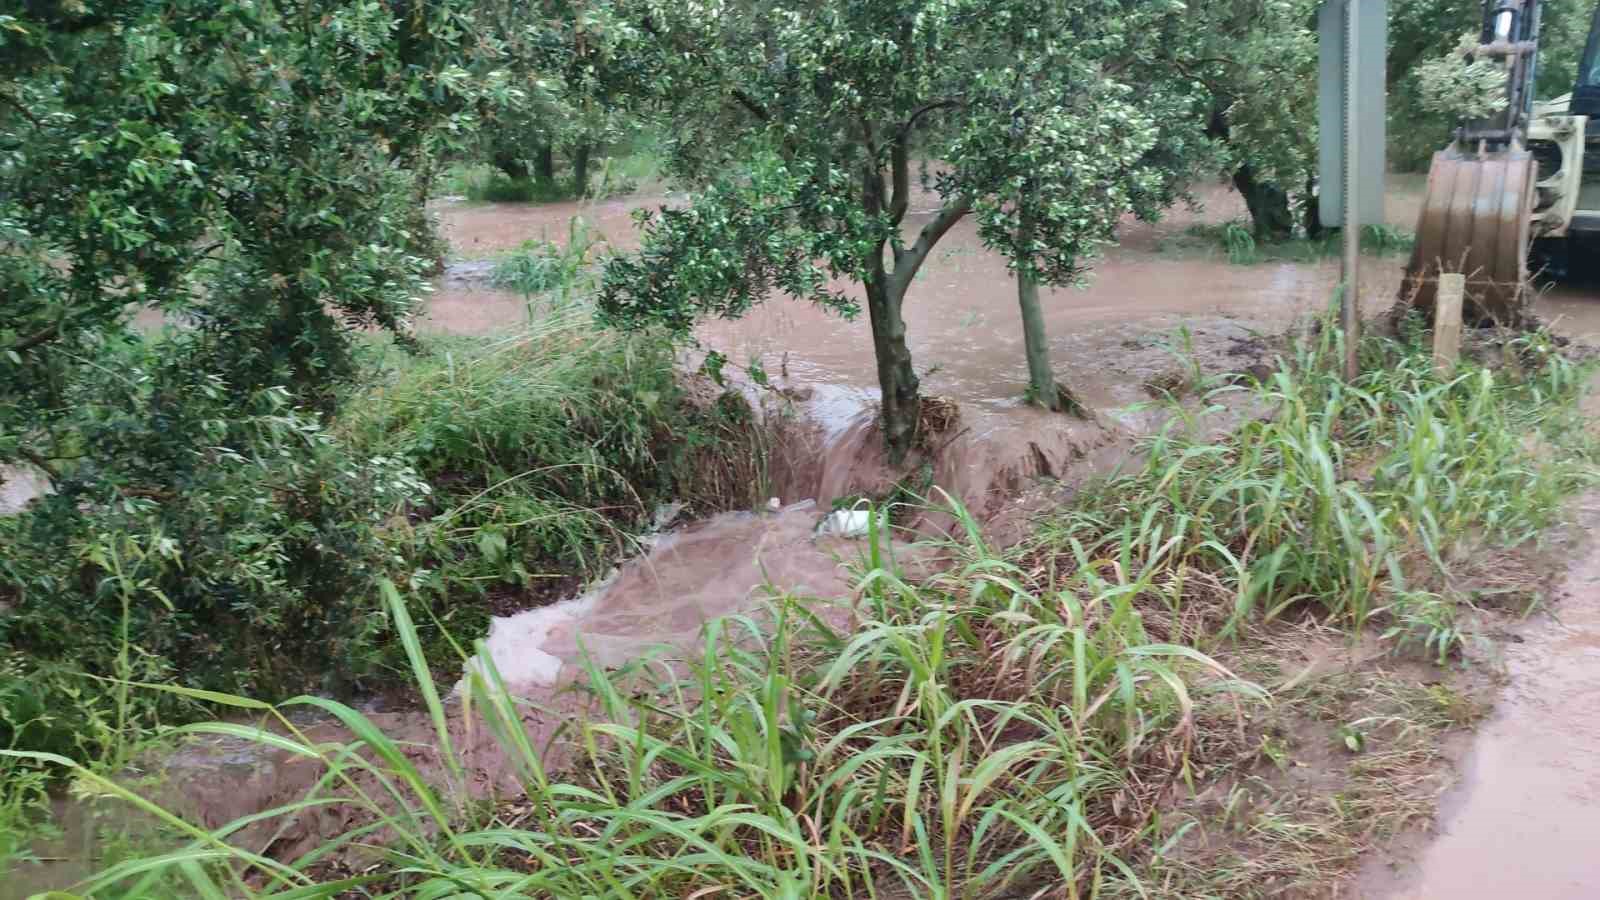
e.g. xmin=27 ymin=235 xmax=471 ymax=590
xmin=489 ymin=221 xmax=603 ymax=302
xmin=1170 ymin=221 xmax=1417 ymax=265
xmin=443 ymin=137 xmax=663 ymax=204
xmin=4 ymin=0 xmax=1597 ymax=894
xmin=1388 ymin=0 xmax=1596 ymax=170
xmin=342 ymin=308 xmax=771 ymax=657
xmin=8 ymin=322 xmax=1590 ymax=897
xmin=598 ymin=0 xmax=1214 ymax=460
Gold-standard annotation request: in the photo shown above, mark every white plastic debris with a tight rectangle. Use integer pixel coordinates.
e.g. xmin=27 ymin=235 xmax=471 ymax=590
xmin=816 ymin=500 xmax=874 ymax=538
xmin=766 ymin=496 xmax=782 ymax=512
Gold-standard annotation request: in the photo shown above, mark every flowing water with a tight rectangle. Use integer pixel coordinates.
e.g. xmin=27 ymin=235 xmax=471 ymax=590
xmin=465 ymin=501 xmax=864 ymax=691
xmin=427 ymin=184 xmax=1600 ymax=900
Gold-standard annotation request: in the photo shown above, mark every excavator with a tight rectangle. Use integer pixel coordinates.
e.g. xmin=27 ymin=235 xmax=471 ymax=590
xmin=1401 ymin=1 xmax=1600 ymax=326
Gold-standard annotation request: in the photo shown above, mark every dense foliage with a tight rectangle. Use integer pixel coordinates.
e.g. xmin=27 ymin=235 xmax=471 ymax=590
xmin=1388 ymin=0 xmax=1596 ymax=169
xmin=0 ymin=0 xmax=507 ymax=753
xmin=341 ymin=311 xmax=770 ymax=655
xmin=599 ymin=0 xmax=1212 ymax=459
xmin=0 ymin=345 xmax=425 ymax=756
xmin=3 ymin=0 xmax=1596 ymax=889
xmin=20 ymin=322 xmax=1594 ymax=898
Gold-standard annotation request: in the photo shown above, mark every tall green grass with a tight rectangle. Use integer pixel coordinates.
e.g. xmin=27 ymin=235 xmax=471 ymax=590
xmin=1175 ymin=221 xmax=1416 ymax=264
xmin=490 ymin=218 xmax=602 ymax=306
xmin=7 ymin=503 xmax=1263 ymax=899
xmin=342 ymin=307 xmax=772 ymax=656
xmin=9 ymin=319 xmax=1594 ymax=897
xmin=1033 ymin=320 xmax=1592 ymax=659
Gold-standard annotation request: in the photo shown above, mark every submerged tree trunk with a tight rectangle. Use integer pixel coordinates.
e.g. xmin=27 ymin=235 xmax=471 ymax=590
xmin=864 ymin=273 xmax=921 ymax=464
xmin=1015 ymin=263 xmax=1061 ymax=411
xmin=1014 ymin=207 xmax=1060 ymax=410
xmin=858 ymin=138 xmax=971 ymax=464
xmin=1232 ymin=163 xmax=1294 ymax=241
xmin=571 ymin=143 xmax=592 ymax=196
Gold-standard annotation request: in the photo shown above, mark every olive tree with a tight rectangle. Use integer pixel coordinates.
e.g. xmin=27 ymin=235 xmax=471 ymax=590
xmin=955 ymin=2 xmax=1208 ymax=409
xmin=600 ymin=0 xmax=1207 ymax=459
xmin=472 ymin=0 xmax=648 ymax=197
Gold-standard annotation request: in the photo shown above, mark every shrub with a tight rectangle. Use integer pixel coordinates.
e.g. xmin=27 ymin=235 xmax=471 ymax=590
xmin=489 ymin=220 xmax=601 ymax=300
xmin=0 ymin=341 xmax=426 ymax=757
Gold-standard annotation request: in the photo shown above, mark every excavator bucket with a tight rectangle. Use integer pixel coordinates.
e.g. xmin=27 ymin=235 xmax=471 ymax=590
xmin=1400 ymin=148 xmax=1537 ymax=327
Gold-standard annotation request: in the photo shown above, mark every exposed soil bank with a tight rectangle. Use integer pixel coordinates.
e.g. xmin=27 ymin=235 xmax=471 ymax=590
xmin=1359 ymin=498 xmax=1600 ymax=899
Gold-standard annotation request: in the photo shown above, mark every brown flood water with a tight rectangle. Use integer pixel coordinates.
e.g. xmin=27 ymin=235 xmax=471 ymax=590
xmin=427 ymin=185 xmax=1403 ymax=429
xmin=1362 ymin=498 xmax=1600 ymax=900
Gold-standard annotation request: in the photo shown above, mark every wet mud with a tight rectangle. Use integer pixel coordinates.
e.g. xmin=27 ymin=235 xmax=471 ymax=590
xmin=1360 ymin=496 xmax=1600 ymax=900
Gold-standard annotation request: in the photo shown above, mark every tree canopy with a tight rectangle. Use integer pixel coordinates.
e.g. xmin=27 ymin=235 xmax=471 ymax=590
xmin=1 ymin=0 xmax=508 ymax=462
xmin=600 ymin=0 xmax=1211 ymax=459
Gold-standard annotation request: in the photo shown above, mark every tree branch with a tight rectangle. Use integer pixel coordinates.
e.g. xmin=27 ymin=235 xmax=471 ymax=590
xmin=860 ymin=161 xmax=890 ymax=293
xmin=8 ymin=322 xmax=60 ymax=354
xmin=15 ymin=447 xmax=59 ymax=481
xmin=888 ymin=136 xmax=910 ymax=228
xmin=0 ymin=91 xmax=43 ymax=127
xmin=731 ymin=88 xmax=771 ymax=123
xmin=899 ymin=100 xmax=961 ymax=141
xmin=890 ymin=195 xmax=972 ymax=293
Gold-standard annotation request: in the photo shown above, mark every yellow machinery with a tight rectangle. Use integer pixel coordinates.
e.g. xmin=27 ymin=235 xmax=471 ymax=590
xmin=1403 ymin=1 xmax=1600 ymax=326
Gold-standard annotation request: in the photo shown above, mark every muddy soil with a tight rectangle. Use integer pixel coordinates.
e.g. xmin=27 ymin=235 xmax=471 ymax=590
xmin=1357 ymin=496 xmax=1600 ymax=899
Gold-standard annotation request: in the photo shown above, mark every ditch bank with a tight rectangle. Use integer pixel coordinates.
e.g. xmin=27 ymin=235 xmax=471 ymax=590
xmin=109 ymin=321 xmax=1281 ymax=870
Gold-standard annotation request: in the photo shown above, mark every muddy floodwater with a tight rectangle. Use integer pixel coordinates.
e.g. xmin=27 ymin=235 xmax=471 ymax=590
xmin=1362 ymin=500 xmax=1600 ymax=900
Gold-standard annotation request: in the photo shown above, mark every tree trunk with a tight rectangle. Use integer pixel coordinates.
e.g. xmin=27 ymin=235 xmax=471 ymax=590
xmin=1302 ymin=175 xmax=1324 ymax=240
xmin=864 ymin=272 xmax=920 ymax=464
xmin=1014 ymin=207 xmax=1059 ymax=410
xmin=571 ymin=143 xmax=592 ymax=196
xmin=1015 ymin=263 xmax=1061 ymax=411
xmin=534 ymin=144 xmax=555 ymax=181
xmin=1232 ymin=164 xmax=1294 ymax=241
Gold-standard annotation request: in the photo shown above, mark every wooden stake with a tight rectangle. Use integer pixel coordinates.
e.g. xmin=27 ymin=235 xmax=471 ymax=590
xmin=1433 ymin=273 xmax=1466 ymax=375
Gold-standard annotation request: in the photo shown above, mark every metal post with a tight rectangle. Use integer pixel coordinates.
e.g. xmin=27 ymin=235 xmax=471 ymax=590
xmin=1341 ymin=0 xmax=1361 ymax=381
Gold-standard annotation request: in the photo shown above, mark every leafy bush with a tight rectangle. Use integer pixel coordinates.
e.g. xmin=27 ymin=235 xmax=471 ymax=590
xmin=0 ymin=341 xmax=426 ymax=757
xmin=1179 ymin=220 xmax=1415 ymax=263
xmin=490 ymin=221 xmax=601 ymax=300
xmin=451 ymin=169 xmax=580 ymax=204
xmin=12 ymin=319 xmax=1596 ymax=897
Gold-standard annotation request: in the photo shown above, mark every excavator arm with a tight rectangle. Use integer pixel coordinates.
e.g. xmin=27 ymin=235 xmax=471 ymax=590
xmin=1401 ymin=0 xmax=1548 ymax=326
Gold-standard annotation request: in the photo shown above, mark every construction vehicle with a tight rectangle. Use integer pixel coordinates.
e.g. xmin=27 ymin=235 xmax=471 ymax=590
xmin=1402 ymin=1 xmax=1600 ymax=326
